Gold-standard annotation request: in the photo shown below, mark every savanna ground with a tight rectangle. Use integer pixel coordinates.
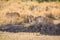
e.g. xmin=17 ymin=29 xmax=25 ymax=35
xmin=0 ymin=0 xmax=60 ymax=40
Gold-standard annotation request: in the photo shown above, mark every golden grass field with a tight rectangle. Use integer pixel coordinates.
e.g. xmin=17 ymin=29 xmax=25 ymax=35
xmin=0 ymin=0 xmax=60 ymax=40
xmin=0 ymin=0 xmax=60 ymax=25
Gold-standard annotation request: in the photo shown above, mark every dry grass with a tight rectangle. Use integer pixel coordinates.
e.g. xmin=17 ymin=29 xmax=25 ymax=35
xmin=0 ymin=0 xmax=60 ymax=40
xmin=0 ymin=1 xmax=60 ymax=25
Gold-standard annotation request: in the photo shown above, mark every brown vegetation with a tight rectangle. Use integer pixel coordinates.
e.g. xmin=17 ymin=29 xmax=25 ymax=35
xmin=0 ymin=0 xmax=60 ymax=40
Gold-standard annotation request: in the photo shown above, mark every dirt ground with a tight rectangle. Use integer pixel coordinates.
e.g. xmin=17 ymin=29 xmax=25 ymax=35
xmin=0 ymin=32 xmax=60 ymax=40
